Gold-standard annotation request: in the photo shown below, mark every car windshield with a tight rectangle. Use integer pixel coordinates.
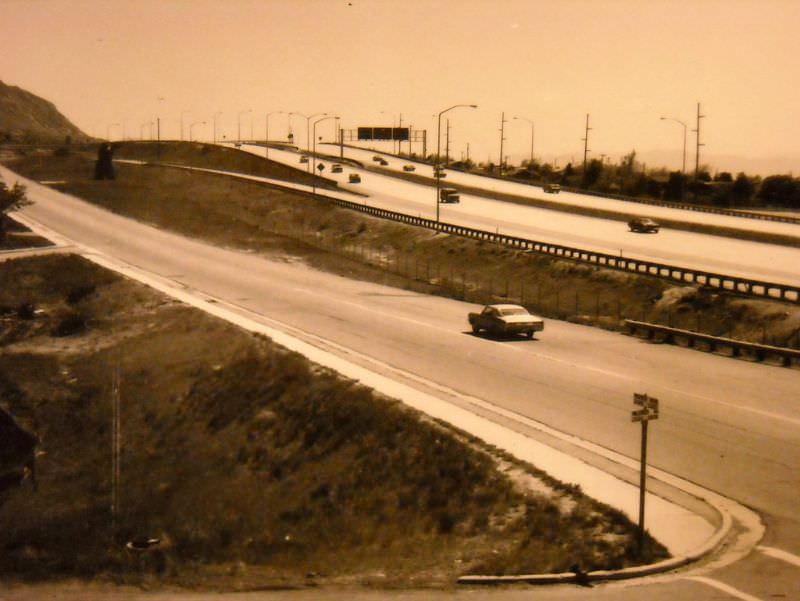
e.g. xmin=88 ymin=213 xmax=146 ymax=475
xmin=498 ymin=307 xmax=529 ymax=316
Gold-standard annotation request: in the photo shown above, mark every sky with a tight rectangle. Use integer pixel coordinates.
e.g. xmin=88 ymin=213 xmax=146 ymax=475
xmin=1 ymin=0 xmax=798 ymax=175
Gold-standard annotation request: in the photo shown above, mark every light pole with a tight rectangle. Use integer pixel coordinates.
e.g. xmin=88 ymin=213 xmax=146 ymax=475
xmin=312 ymin=115 xmax=339 ymax=195
xmin=213 ymin=111 xmax=222 ymax=144
xmin=180 ymin=110 xmax=190 ymax=141
xmin=265 ymin=111 xmax=283 ymax=159
xmin=660 ymin=116 xmax=687 ymax=173
xmin=436 ymin=104 xmax=477 ymax=222
xmin=189 ymin=121 xmax=206 ymax=142
xmin=237 ymin=109 xmax=251 ymax=144
xmin=289 ymin=112 xmax=327 ymax=171
xmin=513 ymin=115 xmax=535 ymax=166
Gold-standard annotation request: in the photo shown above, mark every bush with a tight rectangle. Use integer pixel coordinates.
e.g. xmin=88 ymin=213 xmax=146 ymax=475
xmin=50 ymin=311 xmax=87 ymax=336
xmin=758 ymin=175 xmax=800 ymax=207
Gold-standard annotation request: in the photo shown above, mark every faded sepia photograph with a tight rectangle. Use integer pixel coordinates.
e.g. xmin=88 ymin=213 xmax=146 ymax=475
xmin=0 ymin=1 xmax=798 ymax=600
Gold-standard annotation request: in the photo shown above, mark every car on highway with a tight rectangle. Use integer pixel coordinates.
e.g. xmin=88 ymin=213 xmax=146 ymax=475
xmin=403 ymin=164 xmax=416 ymax=172
xmin=372 ymin=155 xmax=382 ymax=162
xmin=543 ymin=183 xmax=561 ymax=193
xmin=348 ymin=173 xmax=361 ymax=183
xmin=331 ymin=164 xmax=343 ymax=173
xmin=299 ymin=155 xmax=309 ymax=164
xmin=468 ymin=304 xmax=544 ymax=339
xmin=628 ymin=217 xmax=660 ymax=233
xmin=434 ymin=167 xmax=447 ymax=178
xmin=378 ymin=158 xmax=389 ymax=166
xmin=439 ymin=188 xmax=460 ymax=203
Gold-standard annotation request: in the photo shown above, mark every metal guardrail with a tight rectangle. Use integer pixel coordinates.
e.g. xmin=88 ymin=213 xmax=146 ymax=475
xmin=317 ymin=195 xmax=800 ymax=304
xmin=624 ymin=320 xmax=800 ymax=366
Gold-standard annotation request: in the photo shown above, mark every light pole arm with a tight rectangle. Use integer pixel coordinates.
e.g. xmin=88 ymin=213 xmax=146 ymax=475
xmin=435 ymin=104 xmax=477 ymax=222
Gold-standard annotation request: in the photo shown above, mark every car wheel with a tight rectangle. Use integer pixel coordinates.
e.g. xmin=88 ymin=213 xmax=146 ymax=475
xmin=526 ymin=330 xmax=534 ymax=339
xmin=471 ymin=323 xmax=480 ymax=334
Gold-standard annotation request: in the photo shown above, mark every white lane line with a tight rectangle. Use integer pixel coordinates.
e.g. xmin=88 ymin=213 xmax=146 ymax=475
xmin=757 ymin=545 xmax=800 ymax=567
xmin=686 ymin=576 xmax=764 ymax=601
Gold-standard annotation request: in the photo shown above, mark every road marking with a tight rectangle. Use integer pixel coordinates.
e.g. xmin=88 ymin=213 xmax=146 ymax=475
xmin=686 ymin=576 xmax=764 ymax=601
xmin=757 ymin=545 xmax=800 ymax=567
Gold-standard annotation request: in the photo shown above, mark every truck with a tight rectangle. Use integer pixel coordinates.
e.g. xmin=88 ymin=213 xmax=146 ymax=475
xmin=439 ymin=188 xmax=460 ymax=203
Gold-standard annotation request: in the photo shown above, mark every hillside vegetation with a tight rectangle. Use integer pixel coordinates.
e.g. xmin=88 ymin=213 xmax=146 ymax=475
xmin=0 ymin=80 xmax=88 ymax=144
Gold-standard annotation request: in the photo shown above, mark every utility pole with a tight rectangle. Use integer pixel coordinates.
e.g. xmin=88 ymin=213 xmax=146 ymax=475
xmin=396 ymin=113 xmax=403 ymax=154
xmin=582 ymin=113 xmax=591 ymax=170
xmin=498 ymin=112 xmax=507 ymax=175
xmin=693 ymin=102 xmax=705 ymax=179
xmin=466 ymin=142 xmax=470 ymax=163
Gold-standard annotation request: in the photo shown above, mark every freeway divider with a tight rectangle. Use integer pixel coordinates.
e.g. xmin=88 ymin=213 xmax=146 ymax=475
xmin=624 ymin=319 xmax=800 ymax=366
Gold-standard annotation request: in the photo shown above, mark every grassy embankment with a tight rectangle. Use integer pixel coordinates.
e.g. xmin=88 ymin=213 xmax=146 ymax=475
xmin=0 ymin=254 xmax=667 ymax=588
xmin=4 ymin=143 xmax=799 ymax=350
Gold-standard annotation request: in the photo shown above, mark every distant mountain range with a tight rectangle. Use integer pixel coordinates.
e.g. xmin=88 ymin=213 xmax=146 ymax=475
xmin=0 ymin=80 xmax=89 ymax=143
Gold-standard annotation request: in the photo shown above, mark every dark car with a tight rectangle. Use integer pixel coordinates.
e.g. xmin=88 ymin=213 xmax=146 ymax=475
xmin=378 ymin=158 xmax=389 ymax=166
xmin=348 ymin=173 xmax=361 ymax=183
xmin=331 ymin=164 xmax=343 ymax=173
xmin=628 ymin=217 xmax=660 ymax=233
xmin=543 ymin=183 xmax=561 ymax=193
xmin=403 ymin=164 xmax=416 ymax=172
xmin=468 ymin=304 xmax=544 ymax=339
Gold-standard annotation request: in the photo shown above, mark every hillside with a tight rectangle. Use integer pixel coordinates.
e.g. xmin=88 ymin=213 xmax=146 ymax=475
xmin=0 ymin=81 xmax=88 ymax=144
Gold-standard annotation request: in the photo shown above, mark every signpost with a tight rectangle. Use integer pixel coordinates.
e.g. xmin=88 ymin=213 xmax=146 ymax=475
xmin=631 ymin=392 xmax=659 ymax=553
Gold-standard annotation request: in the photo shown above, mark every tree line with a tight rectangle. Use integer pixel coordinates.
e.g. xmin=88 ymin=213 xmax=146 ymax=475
xmin=426 ymin=150 xmax=799 ymax=209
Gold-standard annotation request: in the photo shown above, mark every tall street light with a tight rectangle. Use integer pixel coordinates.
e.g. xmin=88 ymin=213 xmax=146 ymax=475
xmin=213 ymin=111 xmax=222 ymax=144
xmin=180 ymin=110 xmax=190 ymax=141
xmin=189 ymin=121 xmax=206 ymax=142
xmin=436 ymin=104 xmax=477 ymax=222
xmin=311 ymin=115 xmax=339 ymax=196
xmin=513 ymin=115 xmax=535 ymax=166
xmin=265 ymin=111 xmax=283 ymax=159
xmin=238 ymin=109 xmax=251 ymax=144
xmin=660 ymin=116 xmax=687 ymax=173
xmin=289 ymin=111 xmax=327 ymax=171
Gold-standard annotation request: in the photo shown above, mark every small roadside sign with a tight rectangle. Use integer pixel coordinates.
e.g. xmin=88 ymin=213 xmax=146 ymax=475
xmin=631 ymin=392 xmax=659 ymax=555
xmin=317 ymin=163 xmax=325 ymax=172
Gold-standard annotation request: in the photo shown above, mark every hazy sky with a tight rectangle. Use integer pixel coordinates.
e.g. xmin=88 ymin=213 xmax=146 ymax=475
xmin=2 ymin=0 xmax=798 ymax=173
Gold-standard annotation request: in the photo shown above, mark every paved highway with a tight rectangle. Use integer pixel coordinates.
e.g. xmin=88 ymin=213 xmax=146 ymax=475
xmin=236 ymin=143 xmax=800 ymax=288
xmin=3 ymin=165 xmax=800 ymax=599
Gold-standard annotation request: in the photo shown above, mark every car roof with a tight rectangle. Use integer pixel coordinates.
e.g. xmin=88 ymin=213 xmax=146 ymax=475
xmin=487 ymin=303 xmax=526 ymax=310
